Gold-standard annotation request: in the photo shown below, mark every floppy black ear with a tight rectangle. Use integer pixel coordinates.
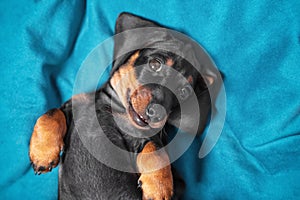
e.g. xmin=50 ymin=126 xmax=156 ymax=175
xmin=115 ymin=12 xmax=159 ymax=34
xmin=112 ymin=13 xmax=165 ymax=73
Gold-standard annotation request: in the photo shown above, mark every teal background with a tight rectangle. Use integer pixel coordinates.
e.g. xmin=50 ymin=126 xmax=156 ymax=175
xmin=0 ymin=1 xmax=299 ymax=199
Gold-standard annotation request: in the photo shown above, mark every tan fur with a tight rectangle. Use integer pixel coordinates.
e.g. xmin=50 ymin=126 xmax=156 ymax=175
xmin=72 ymin=93 xmax=89 ymax=102
xmin=29 ymin=109 xmax=66 ymax=173
xmin=166 ymin=58 xmax=174 ymax=67
xmin=130 ymin=86 xmax=152 ymax=116
xmin=187 ymin=75 xmax=194 ymax=84
xmin=110 ymin=51 xmax=153 ymax=119
xmin=110 ymin=51 xmax=140 ymax=108
xmin=137 ymin=142 xmax=173 ymax=200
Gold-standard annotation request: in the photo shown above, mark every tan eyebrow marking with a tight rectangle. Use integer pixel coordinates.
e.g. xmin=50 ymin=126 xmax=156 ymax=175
xmin=187 ymin=75 xmax=193 ymax=84
xmin=165 ymin=58 xmax=174 ymax=67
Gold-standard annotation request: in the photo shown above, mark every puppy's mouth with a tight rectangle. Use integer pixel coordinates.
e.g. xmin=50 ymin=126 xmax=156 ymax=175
xmin=128 ymin=100 xmax=149 ymax=127
xmin=126 ymin=89 xmax=148 ymax=127
xmin=126 ymin=89 xmax=168 ymax=129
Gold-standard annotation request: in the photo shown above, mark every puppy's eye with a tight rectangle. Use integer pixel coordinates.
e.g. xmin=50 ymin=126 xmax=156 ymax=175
xmin=149 ymin=58 xmax=162 ymax=72
xmin=178 ymin=85 xmax=193 ymax=101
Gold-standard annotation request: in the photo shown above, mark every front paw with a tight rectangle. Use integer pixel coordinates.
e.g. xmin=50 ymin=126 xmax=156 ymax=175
xmin=138 ymin=168 xmax=173 ymax=200
xmin=29 ymin=109 xmax=66 ymax=175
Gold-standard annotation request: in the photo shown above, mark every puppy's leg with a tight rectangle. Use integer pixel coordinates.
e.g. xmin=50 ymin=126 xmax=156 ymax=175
xmin=29 ymin=108 xmax=66 ymax=174
xmin=137 ymin=141 xmax=173 ymax=200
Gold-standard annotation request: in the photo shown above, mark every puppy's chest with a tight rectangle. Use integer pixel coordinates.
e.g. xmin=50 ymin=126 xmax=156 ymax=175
xmin=96 ymin=110 xmax=150 ymax=154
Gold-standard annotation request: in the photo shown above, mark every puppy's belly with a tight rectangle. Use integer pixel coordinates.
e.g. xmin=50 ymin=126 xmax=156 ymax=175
xmin=59 ymin=130 xmax=141 ymax=200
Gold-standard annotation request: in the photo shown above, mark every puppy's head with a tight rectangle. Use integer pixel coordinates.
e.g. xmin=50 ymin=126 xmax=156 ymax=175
xmin=110 ymin=13 xmax=218 ymax=134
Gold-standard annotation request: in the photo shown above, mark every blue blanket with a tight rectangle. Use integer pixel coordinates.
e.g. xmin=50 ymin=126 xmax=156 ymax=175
xmin=1 ymin=1 xmax=299 ymax=199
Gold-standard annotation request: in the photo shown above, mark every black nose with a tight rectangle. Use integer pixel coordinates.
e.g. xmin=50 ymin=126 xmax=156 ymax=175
xmin=146 ymin=104 xmax=167 ymax=123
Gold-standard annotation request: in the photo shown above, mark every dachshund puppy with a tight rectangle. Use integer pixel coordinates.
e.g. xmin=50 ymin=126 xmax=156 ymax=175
xmin=29 ymin=13 xmax=217 ymax=200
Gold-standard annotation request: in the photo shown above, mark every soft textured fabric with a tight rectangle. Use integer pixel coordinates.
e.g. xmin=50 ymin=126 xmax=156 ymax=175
xmin=0 ymin=1 xmax=299 ymax=199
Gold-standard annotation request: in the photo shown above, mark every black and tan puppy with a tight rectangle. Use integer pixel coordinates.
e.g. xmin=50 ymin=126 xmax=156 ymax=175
xmin=29 ymin=13 xmax=217 ymax=200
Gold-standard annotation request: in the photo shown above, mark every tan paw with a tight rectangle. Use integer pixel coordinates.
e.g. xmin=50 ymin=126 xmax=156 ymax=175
xmin=29 ymin=109 xmax=66 ymax=175
xmin=138 ymin=168 xmax=173 ymax=200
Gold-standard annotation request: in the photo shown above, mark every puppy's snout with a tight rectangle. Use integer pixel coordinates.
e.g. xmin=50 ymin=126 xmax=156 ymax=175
xmin=146 ymin=104 xmax=167 ymax=123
